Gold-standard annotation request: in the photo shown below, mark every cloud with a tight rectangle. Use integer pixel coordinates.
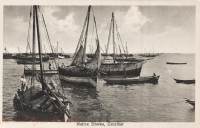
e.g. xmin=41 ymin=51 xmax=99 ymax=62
xmin=115 ymin=6 xmax=150 ymax=33
xmin=41 ymin=6 xmax=79 ymax=35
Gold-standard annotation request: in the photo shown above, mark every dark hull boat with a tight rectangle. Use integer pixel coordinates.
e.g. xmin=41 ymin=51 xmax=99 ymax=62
xmin=184 ymin=98 xmax=195 ymax=107
xmin=140 ymin=54 xmax=157 ymax=57
xmin=110 ymin=54 xmax=133 ymax=57
xmin=14 ymin=55 xmax=49 ymax=64
xmin=174 ymin=78 xmax=195 ymax=84
xmin=100 ymin=61 xmax=145 ymax=78
xmin=115 ymin=57 xmax=145 ymax=63
xmin=58 ymin=6 xmax=101 ymax=87
xmin=3 ymin=53 xmax=13 ymax=59
xmin=101 ymin=53 xmax=111 ymax=57
xmin=103 ymin=75 xmax=159 ymax=85
xmin=86 ymin=53 xmax=94 ymax=58
xmin=166 ymin=62 xmax=187 ymax=65
xmin=3 ymin=47 xmax=13 ymax=59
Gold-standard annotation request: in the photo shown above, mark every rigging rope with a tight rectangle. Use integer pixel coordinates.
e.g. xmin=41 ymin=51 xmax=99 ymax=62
xmin=106 ymin=17 xmax=112 ymax=55
xmin=38 ymin=6 xmax=58 ymax=69
xmin=115 ymin=20 xmax=126 ymax=54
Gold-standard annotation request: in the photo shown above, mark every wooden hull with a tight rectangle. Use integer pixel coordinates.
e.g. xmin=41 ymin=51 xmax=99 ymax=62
xmin=140 ymin=54 xmax=157 ymax=57
xmin=174 ymin=78 xmax=195 ymax=84
xmin=24 ymin=69 xmax=58 ymax=76
xmin=14 ymin=56 xmax=49 ymax=64
xmin=100 ymin=61 xmax=144 ymax=78
xmin=115 ymin=58 xmax=145 ymax=63
xmin=59 ymin=75 xmax=97 ymax=87
xmin=166 ymin=62 xmax=187 ymax=65
xmin=103 ymin=75 xmax=160 ymax=85
xmin=13 ymin=86 xmax=71 ymax=121
xmin=58 ymin=66 xmax=97 ymax=77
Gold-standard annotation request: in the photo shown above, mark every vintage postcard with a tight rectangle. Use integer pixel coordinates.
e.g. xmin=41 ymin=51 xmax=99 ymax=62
xmin=1 ymin=0 xmax=200 ymax=128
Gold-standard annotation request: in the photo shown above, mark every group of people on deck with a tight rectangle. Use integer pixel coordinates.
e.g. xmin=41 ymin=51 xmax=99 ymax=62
xmin=48 ymin=62 xmax=65 ymax=69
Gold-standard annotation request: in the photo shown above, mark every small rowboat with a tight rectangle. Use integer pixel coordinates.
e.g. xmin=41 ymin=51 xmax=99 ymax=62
xmin=184 ymin=98 xmax=195 ymax=107
xmin=103 ymin=75 xmax=160 ymax=85
xmin=58 ymin=55 xmax=65 ymax=59
xmin=174 ymin=78 xmax=195 ymax=84
xmin=166 ymin=62 xmax=187 ymax=65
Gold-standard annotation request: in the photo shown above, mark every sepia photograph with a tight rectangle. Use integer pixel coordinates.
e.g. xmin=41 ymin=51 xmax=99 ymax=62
xmin=3 ymin=3 xmax=196 ymax=124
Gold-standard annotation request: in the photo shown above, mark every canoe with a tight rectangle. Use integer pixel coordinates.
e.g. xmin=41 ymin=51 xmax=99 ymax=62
xmin=174 ymin=78 xmax=195 ymax=84
xmin=103 ymin=75 xmax=160 ymax=85
xmin=59 ymin=75 xmax=97 ymax=87
xmin=166 ymin=62 xmax=187 ymax=65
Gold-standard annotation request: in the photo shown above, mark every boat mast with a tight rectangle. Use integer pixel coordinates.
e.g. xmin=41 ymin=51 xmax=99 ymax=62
xmin=126 ymin=42 xmax=128 ymax=55
xmin=57 ymin=42 xmax=59 ymax=55
xmin=31 ymin=5 xmax=36 ymax=88
xmin=112 ymin=12 xmax=116 ymax=63
xmin=106 ymin=15 xmax=112 ymax=55
xmin=82 ymin=5 xmax=91 ymax=63
xmin=35 ymin=5 xmax=45 ymax=90
xmin=118 ymin=45 xmax=122 ymax=54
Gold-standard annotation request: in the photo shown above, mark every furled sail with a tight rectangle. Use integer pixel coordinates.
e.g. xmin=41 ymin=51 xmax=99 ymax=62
xmin=71 ymin=45 xmax=84 ymax=66
xmin=86 ymin=39 xmax=101 ymax=70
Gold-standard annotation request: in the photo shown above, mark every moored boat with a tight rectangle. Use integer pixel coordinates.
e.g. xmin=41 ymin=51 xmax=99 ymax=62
xmin=58 ymin=55 xmax=65 ymax=59
xmin=13 ymin=5 xmax=71 ymax=121
xmin=100 ymin=12 xmax=145 ymax=78
xmin=184 ymin=98 xmax=195 ymax=107
xmin=174 ymin=78 xmax=195 ymax=84
xmin=24 ymin=69 xmax=58 ymax=76
xmin=13 ymin=55 xmax=49 ymax=64
xmin=103 ymin=74 xmax=160 ymax=85
xmin=3 ymin=47 xmax=13 ymax=59
xmin=100 ymin=61 xmax=145 ymax=78
xmin=166 ymin=62 xmax=187 ymax=65
xmin=58 ymin=5 xmax=101 ymax=87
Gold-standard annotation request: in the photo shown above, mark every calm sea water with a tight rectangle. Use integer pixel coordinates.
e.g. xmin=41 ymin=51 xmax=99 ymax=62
xmin=3 ymin=53 xmax=195 ymax=122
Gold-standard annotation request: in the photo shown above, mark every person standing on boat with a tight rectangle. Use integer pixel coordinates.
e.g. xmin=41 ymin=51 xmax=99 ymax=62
xmin=49 ymin=62 xmax=51 ymax=70
xmin=20 ymin=76 xmax=27 ymax=91
xmin=61 ymin=63 xmax=65 ymax=68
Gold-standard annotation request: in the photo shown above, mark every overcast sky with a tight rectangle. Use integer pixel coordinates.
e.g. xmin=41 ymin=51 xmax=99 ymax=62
xmin=3 ymin=5 xmax=195 ymax=53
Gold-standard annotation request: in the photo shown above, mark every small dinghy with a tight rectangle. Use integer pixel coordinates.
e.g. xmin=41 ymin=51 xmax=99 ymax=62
xmin=184 ymin=98 xmax=195 ymax=107
xmin=166 ymin=62 xmax=187 ymax=65
xmin=103 ymin=74 xmax=160 ymax=85
xmin=58 ymin=55 xmax=65 ymax=59
xmin=174 ymin=78 xmax=195 ymax=84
